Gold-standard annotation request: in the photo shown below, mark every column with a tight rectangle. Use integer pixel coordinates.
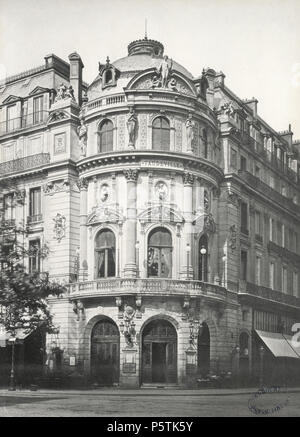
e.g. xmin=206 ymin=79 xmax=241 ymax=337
xmin=180 ymin=172 xmax=194 ymax=279
xmin=78 ymin=177 xmax=89 ymax=281
xmin=123 ymin=169 xmax=138 ymax=278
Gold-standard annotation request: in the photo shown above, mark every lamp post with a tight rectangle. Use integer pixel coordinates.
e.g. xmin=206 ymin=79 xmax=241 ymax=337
xmin=8 ymin=336 xmax=17 ymax=391
xmin=259 ymin=345 xmax=265 ymax=388
xmin=200 ymin=246 xmax=207 ymax=281
xmin=186 ymin=243 xmax=191 ymax=280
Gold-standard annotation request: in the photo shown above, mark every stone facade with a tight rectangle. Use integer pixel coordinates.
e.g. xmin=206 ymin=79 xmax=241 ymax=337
xmin=0 ymin=38 xmax=299 ymax=387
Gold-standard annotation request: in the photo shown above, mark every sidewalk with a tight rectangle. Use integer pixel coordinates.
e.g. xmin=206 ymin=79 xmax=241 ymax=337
xmin=0 ymin=386 xmax=300 ymax=397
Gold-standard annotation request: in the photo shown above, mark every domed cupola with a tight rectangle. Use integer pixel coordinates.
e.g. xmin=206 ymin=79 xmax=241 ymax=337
xmin=127 ymin=37 xmax=164 ymax=57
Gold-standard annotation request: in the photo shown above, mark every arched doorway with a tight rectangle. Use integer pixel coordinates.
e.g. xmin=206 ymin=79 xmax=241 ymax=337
xmin=197 ymin=322 xmax=210 ymax=377
xmin=91 ymin=319 xmax=120 ymax=385
xmin=142 ymin=319 xmax=177 ymax=384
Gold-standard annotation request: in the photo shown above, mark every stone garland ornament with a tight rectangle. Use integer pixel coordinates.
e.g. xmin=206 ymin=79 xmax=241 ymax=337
xmin=53 ymin=213 xmax=66 ymax=242
xmin=229 ymin=224 xmax=237 ymax=251
xmin=77 ymin=115 xmax=88 ymax=157
xmin=126 ymin=108 xmax=138 ymax=149
xmin=220 ymin=100 xmax=235 ymax=117
xmin=14 ymin=189 xmax=26 ymax=205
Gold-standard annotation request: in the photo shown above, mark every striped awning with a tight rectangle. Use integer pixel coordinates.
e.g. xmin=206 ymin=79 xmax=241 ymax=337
xmin=255 ymin=330 xmax=300 ymax=359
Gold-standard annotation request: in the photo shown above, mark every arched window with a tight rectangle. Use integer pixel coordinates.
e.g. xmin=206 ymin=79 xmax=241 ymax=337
xmin=95 ymin=229 xmax=116 ymax=278
xmin=152 ymin=117 xmax=170 ymax=151
xmin=98 ymin=119 xmax=113 ymax=153
xmin=199 ymin=234 xmax=208 ymax=281
xmin=147 ymin=227 xmax=172 ymax=278
xmin=104 ymin=69 xmax=113 ymax=85
xmin=202 ymin=129 xmax=208 ymax=159
xmin=198 ymin=322 xmax=210 ymax=377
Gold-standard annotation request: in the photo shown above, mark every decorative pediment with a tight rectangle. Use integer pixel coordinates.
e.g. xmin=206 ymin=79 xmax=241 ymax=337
xmin=29 ymin=86 xmax=50 ymax=96
xmin=2 ymin=95 xmax=22 ymax=104
xmin=138 ymin=203 xmax=185 ymax=224
xmin=47 ymin=110 xmax=69 ymax=124
xmin=87 ymin=204 xmax=124 ymax=225
xmin=125 ymin=68 xmax=196 ymax=97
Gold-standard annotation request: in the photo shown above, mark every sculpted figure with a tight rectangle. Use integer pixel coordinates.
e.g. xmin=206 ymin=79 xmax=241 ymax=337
xmin=65 ymin=85 xmax=75 ymax=101
xmin=186 ymin=115 xmax=194 ymax=149
xmin=158 ymin=56 xmax=173 ymax=88
xmin=77 ymin=117 xmax=87 ymax=157
xmin=54 ymin=83 xmax=67 ymax=102
xmin=126 ymin=108 xmax=137 ymax=148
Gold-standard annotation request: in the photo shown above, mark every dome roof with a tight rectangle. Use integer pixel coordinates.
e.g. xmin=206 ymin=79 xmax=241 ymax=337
xmin=113 ymin=54 xmax=193 ymax=79
xmin=113 ymin=37 xmax=193 ymax=79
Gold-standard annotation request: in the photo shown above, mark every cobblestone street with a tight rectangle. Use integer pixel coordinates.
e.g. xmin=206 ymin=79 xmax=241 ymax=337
xmin=0 ymin=388 xmax=299 ymax=417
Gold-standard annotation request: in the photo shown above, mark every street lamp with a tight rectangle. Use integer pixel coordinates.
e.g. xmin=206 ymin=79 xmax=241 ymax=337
xmin=8 ymin=336 xmax=17 ymax=391
xmin=186 ymin=243 xmax=191 ymax=280
xmin=200 ymin=246 xmax=207 ymax=281
xmin=259 ymin=345 xmax=265 ymax=388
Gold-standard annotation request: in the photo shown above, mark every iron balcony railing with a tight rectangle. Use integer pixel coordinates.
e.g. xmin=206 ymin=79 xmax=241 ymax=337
xmin=238 ymin=170 xmax=300 ymax=214
xmin=242 ymin=281 xmax=300 ymax=308
xmin=0 ymin=153 xmax=50 ymax=176
xmin=0 ymin=111 xmax=49 ymax=136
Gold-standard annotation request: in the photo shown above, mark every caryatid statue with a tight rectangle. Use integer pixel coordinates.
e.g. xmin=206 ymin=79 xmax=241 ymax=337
xmin=185 ymin=114 xmax=195 ymax=151
xmin=127 ymin=108 xmax=138 ymax=149
xmin=77 ymin=116 xmax=88 ymax=157
xmin=158 ymin=55 xmax=173 ymax=88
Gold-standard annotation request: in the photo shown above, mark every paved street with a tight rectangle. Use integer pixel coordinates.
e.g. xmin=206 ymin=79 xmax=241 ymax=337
xmin=0 ymin=388 xmax=299 ymax=417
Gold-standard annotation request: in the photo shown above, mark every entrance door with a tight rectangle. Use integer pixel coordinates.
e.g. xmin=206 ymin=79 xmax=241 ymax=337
xmin=152 ymin=343 xmax=167 ymax=382
xmin=142 ymin=320 xmax=177 ymax=384
xmin=91 ymin=319 xmax=119 ymax=385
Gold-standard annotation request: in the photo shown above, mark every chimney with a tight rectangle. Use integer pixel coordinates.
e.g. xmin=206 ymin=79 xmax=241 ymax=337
xmin=278 ymin=124 xmax=293 ymax=149
xmin=243 ymin=98 xmax=258 ymax=118
xmin=68 ymin=52 xmax=84 ymax=106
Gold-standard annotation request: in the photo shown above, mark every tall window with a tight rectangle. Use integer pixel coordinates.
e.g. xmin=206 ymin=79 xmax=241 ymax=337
xmin=202 ymin=129 xmax=208 ymax=159
xmin=255 ymin=211 xmax=261 ymax=237
xmin=98 ymin=120 xmax=113 ymax=153
xmin=240 ymin=156 xmax=247 ymax=171
xmin=282 ymin=267 xmax=288 ymax=293
xmin=3 ymin=193 xmax=15 ymax=222
xmin=199 ymin=234 xmax=208 ymax=281
xmin=293 ymin=272 xmax=298 ymax=297
xmin=240 ymin=250 xmax=247 ymax=281
xmin=95 ymin=229 xmax=116 ymax=278
xmin=29 ymin=239 xmax=41 ymax=273
xmin=269 ymin=262 xmax=275 ymax=289
xmin=29 ymin=187 xmax=41 ymax=220
xmin=147 ymin=227 xmax=172 ymax=278
xmin=240 ymin=202 xmax=248 ymax=234
xmin=269 ymin=217 xmax=275 ymax=242
xmin=6 ymin=104 xmax=17 ymax=132
xmin=33 ymin=95 xmax=44 ymax=124
xmin=255 ymin=256 xmax=261 ymax=286
xmin=152 ymin=117 xmax=170 ymax=151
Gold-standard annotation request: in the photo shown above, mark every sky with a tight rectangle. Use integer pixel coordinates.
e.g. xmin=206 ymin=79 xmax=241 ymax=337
xmin=0 ymin=0 xmax=299 ymax=138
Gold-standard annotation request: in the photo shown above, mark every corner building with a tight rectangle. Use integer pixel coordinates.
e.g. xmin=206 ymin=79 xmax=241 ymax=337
xmin=0 ymin=37 xmax=300 ymax=387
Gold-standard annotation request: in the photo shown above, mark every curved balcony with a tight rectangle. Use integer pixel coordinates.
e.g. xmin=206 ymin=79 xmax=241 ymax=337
xmin=69 ymin=278 xmax=227 ymax=302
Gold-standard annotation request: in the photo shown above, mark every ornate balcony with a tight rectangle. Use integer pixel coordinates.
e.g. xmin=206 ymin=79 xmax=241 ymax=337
xmin=239 ymin=281 xmax=300 ymax=308
xmin=268 ymin=241 xmax=300 ymax=265
xmin=0 ymin=153 xmax=50 ymax=177
xmin=69 ymin=278 xmax=227 ymax=301
xmin=0 ymin=111 xmax=49 ymax=136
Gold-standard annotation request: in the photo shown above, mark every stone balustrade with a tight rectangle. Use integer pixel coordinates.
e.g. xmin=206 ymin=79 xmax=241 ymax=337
xmin=69 ymin=277 xmax=227 ymax=300
xmin=240 ymin=281 xmax=300 ymax=308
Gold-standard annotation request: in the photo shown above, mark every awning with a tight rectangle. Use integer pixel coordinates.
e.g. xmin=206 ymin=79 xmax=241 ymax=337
xmin=255 ymin=330 xmax=300 ymax=359
xmin=0 ymin=328 xmax=32 ymax=347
